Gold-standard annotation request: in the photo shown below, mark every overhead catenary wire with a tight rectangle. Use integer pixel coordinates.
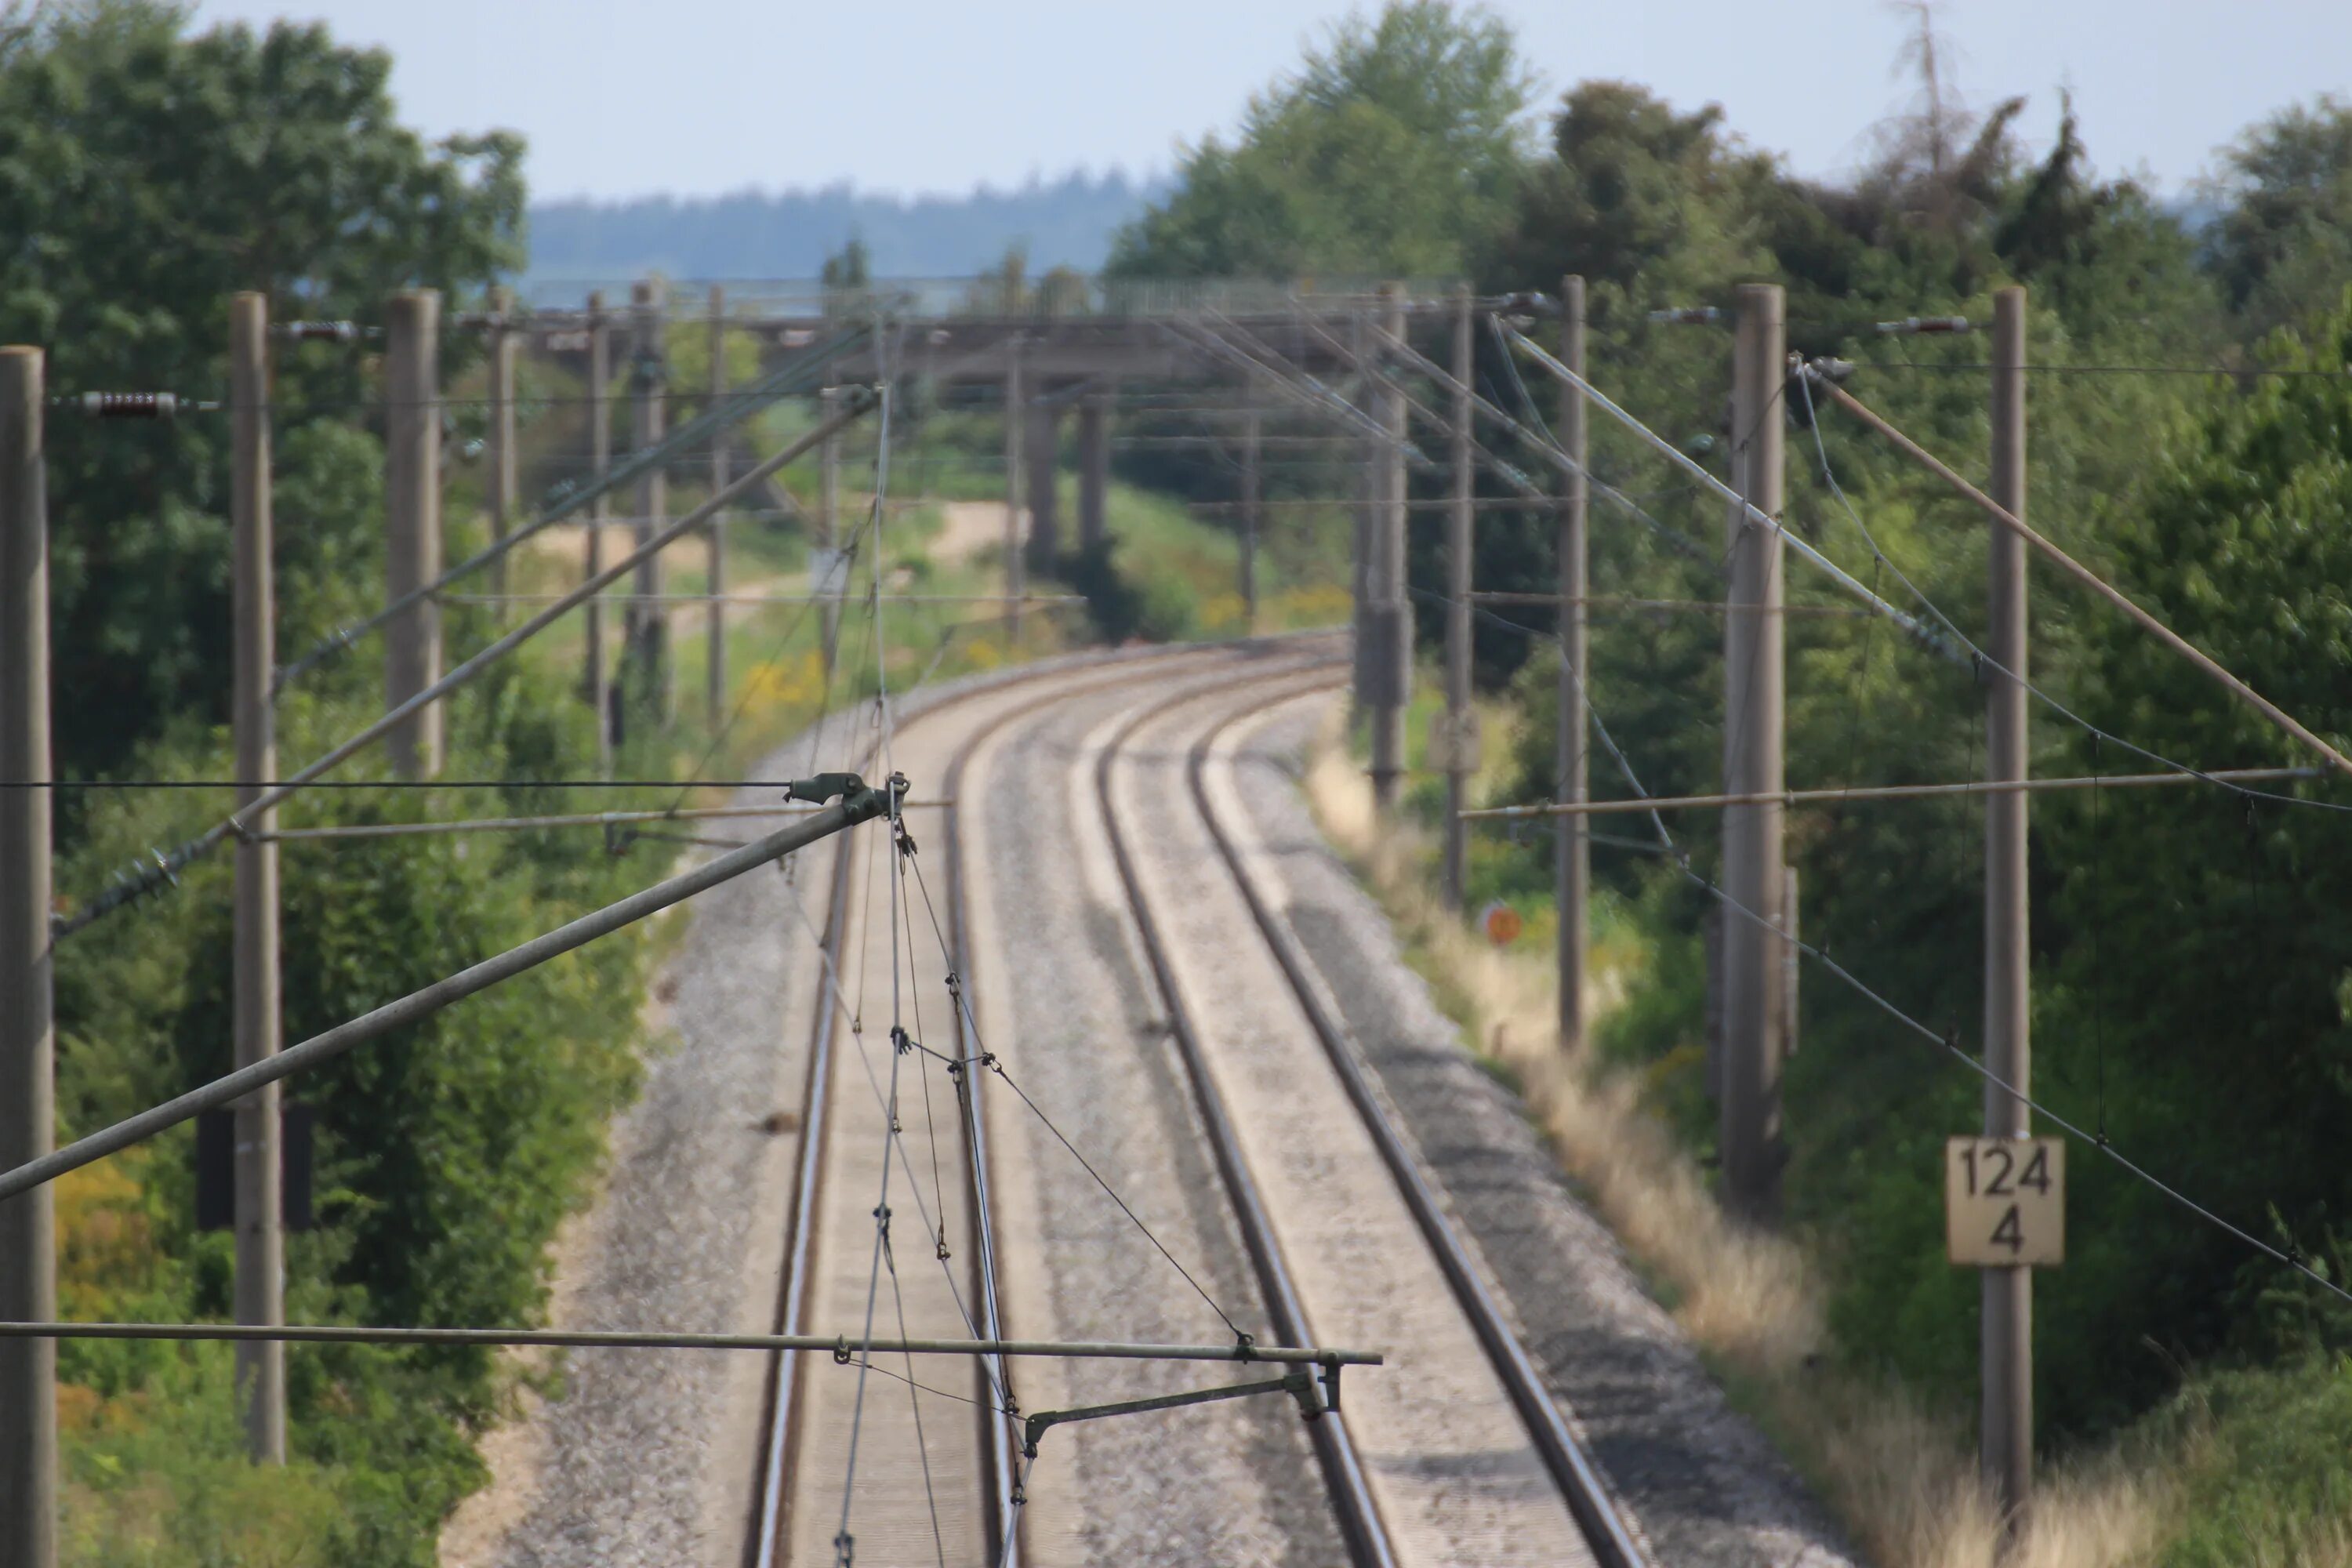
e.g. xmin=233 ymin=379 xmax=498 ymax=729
xmin=1788 ymin=373 xmax=2352 ymax=818
xmin=0 ymin=1321 xmax=1378 ymax=1362
xmin=273 ymin=325 xmax=874 ymax=694
xmin=1461 ymin=766 xmax=2324 ymax=820
xmin=1499 ymin=324 xmax=1965 ymax=662
xmin=0 ymin=783 xmax=892 ymax=1203
xmin=1552 ymin=633 xmax=2352 ymax=1315
xmin=1804 ymin=367 xmax=2352 ymax=785
xmin=53 ymin=393 xmax=883 ymax=939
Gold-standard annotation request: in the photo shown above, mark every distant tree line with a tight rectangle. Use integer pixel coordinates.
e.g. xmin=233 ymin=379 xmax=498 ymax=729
xmin=524 ymin=169 xmax=1169 ymax=286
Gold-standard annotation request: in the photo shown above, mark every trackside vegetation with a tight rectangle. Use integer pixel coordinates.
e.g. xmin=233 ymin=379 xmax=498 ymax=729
xmin=1112 ymin=3 xmax=2352 ymax=1562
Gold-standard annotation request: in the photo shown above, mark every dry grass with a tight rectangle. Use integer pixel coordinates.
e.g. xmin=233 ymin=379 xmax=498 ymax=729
xmin=1299 ymin=722 xmax=2169 ymax=1568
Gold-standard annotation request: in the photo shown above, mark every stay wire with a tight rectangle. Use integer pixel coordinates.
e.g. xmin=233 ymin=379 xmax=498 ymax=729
xmin=779 ymin=876 xmax=1012 ymax=1407
xmin=899 ymin=844 xmax=1248 ymax=1346
xmin=989 ymin=1059 xmax=1253 ymax=1344
xmin=1794 ymin=372 xmax=2352 ymax=818
xmin=884 ymin=1236 xmax=952 ymax=1568
xmin=2091 ymin=735 xmax=2108 ymax=1140
xmin=898 ymin=832 xmax=952 ymax=1254
xmin=1557 ymin=636 xmax=2352 ymax=1312
xmin=855 ymin=1356 xmax=1017 ymax=1417
xmin=900 ymin=849 xmax=1023 ymax=1423
xmin=1485 ymin=311 xmax=1722 ymax=570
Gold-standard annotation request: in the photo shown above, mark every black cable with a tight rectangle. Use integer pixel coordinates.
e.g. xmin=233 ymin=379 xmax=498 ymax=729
xmin=898 ymin=833 xmax=952 ymax=1254
xmin=2092 ymin=733 xmax=2109 ymax=1142
xmin=884 ymin=1249 xmax=952 ymax=1568
xmin=1559 ymin=637 xmax=2352 ymax=1312
xmin=12 ymin=778 xmax=814 ymax=790
xmin=989 ymin=1061 xmax=1250 ymax=1342
xmin=1795 ymin=371 xmax=2352 ymax=818
xmin=1865 ymin=361 xmax=2352 ymax=381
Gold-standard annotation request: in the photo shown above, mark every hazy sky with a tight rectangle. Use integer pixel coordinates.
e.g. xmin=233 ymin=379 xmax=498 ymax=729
xmin=189 ymin=1 xmax=2347 ymax=202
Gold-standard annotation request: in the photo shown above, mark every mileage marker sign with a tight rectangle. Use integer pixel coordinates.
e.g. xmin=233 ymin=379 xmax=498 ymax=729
xmin=1945 ymin=1136 xmax=2066 ymax=1267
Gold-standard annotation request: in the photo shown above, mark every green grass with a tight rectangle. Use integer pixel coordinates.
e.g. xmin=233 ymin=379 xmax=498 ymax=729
xmin=2143 ymin=1356 xmax=2352 ymax=1566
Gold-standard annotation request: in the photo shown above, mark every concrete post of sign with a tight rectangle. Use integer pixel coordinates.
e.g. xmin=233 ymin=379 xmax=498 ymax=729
xmin=1982 ymin=284 xmax=2033 ymax=1524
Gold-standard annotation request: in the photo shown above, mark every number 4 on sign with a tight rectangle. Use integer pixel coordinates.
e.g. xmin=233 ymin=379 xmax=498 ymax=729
xmin=1944 ymin=1137 xmax=2065 ymax=1267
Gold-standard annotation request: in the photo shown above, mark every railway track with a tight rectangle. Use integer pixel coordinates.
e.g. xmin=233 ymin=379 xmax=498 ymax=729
xmin=1093 ymin=666 xmax=1647 ymax=1568
xmin=747 ymin=645 xmax=1282 ymax=1566
xmin=741 ymin=641 xmax=1645 ymax=1566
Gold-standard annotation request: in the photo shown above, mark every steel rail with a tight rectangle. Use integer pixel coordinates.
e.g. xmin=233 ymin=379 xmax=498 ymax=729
xmin=1189 ymin=691 xmax=1652 ymax=1568
xmin=748 ymin=641 xmax=1338 ymax=1568
xmin=755 ymin=672 xmax=1069 ymax=1568
xmin=911 ymin=640 xmax=1345 ymax=1563
xmin=1094 ymin=659 xmax=1400 ymax=1568
xmin=750 ymin=822 xmax=856 ymax=1568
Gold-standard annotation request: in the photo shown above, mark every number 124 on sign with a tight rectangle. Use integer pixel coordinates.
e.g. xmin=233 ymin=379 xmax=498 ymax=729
xmin=1944 ymin=1137 xmax=2065 ymax=1267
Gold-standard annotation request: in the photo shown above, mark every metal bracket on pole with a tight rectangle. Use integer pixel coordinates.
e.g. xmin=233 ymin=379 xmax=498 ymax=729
xmin=1019 ymin=1367 xmax=1322 ymax=1458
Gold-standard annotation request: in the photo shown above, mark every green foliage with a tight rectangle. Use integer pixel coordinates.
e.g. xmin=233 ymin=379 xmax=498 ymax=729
xmin=1130 ymin=0 xmax=2352 ymax=1503
xmin=53 ymin=660 xmax=651 ymax=1557
xmin=2017 ymin=295 xmax=2352 ymax=1426
xmin=0 ymin=0 xmax=523 ymax=780
xmin=1107 ymin=2 xmax=1532 ymax=280
xmin=2203 ymin=96 xmax=2352 ymax=339
xmin=2143 ymin=1356 xmax=2352 ymax=1566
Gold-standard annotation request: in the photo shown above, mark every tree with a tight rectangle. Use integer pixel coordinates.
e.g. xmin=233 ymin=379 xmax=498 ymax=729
xmin=2202 ymin=96 xmax=2352 ymax=339
xmin=2027 ymin=293 xmax=2352 ymax=1425
xmin=821 ymin=230 xmax=872 ymax=299
xmin=1106 ymin=2 xmax=1534 ymax=280
xmin=0 ymin=1 xmax=524 ymax=782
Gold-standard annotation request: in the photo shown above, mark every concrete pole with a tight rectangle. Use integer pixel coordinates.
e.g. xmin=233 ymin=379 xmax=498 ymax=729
xmin=706 ymin=284 xmax=728 ymax=727
xmin=1719 ymin=281 xmax=1787 ymax=1221
xmin=584 ymin=292 xmax=612 ymax=773
xmin=229 ymin=294 xmax=285 ymax=1464
xmin=628 ymin=278 xmax=669 ymax=730
xmin=0 ymin=344 xmax=56 ymax=1568
xmin=1025 ymin=391 xmax=1062 ymax=573
xmin=383 ymin=289 xmax=443 ymax=779
xmin=1442 ymin=288 xmax=1475 ymax=906
xmin=1349 ymin=310 xmax=1372 ymax=720
xmin=818 ymin=383 xmax=840 ymax=681
xmin=1004 ymin=341 xmax=1025 ymax=640
xmin=1982 ymin=284 xmax=2032 ymax=1524
xmin=1555 ymin=278 xmax=1592 ymax=1058
xmin=1367 ymin=284 xmax=1410 ymax=809
xmin=1078 ymin=390 xmax=1109 ymax=553
xmin=487 ymin=285 xmax=518 ymax=617
xmin=1239 ymin=400 xmax=1261 ymax=631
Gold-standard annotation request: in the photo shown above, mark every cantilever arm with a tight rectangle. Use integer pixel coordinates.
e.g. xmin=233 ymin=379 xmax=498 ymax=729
xmin=0 ymin=783 xmax=889 ymax=1203
xmin=1020 ymin=1368 xmax=1323 ymax=1458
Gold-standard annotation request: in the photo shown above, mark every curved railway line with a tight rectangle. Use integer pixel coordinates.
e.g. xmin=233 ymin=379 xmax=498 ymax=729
xmin=739 ymin=641 xmax=1648 ymax=1567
